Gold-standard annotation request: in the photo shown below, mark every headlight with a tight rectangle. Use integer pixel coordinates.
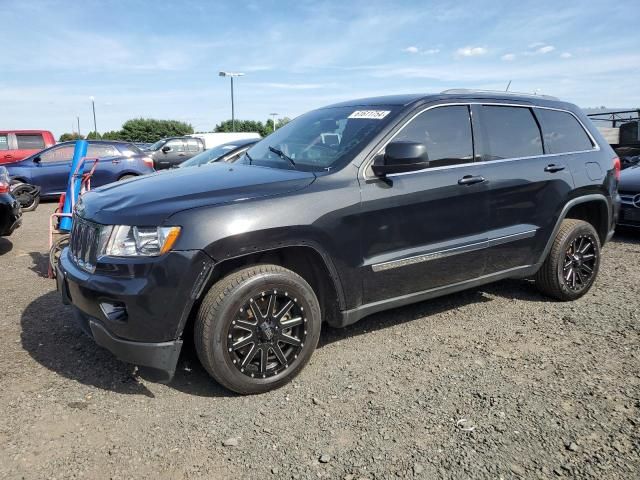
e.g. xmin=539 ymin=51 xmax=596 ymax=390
xmin=102 ymin=225 xmax=181 ymax=257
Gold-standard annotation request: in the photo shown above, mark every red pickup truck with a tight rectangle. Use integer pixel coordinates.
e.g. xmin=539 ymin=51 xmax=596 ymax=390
xmin=0 ymin=130 xmax=55 ymax=164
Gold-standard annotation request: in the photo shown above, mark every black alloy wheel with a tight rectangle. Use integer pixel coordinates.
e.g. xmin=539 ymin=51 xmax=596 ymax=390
xmin=535 ymin=219 xmax=601 ymax=301
xmin=195 ymin=264 xmax=321 ymax=394
xmin=562 ymin=234 xmax=598 ymax=292
xmin=226 ymin=290 xmax=307 ymax=379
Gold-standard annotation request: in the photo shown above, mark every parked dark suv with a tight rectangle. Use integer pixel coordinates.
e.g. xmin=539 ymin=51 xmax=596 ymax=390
xmin=56 ymin=90 xmax=620 ymax=394
xmin=146 ymin=136 xmax=206 ymax=169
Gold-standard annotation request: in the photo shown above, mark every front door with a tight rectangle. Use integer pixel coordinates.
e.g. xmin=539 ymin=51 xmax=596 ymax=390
xmin=154 ymin=139 xmax=186 ymax=169
xmin=359 ymin=105 xmax=489 ymax=304
xmin=35 ymin=144 xmax=76 ymax=195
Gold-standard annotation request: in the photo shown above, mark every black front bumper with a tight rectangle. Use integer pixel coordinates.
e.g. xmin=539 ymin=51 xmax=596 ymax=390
xmin=618 ymin=204 xmax=640 ymax=228
xmin=57 ymin=248 xmax=214 ymax=381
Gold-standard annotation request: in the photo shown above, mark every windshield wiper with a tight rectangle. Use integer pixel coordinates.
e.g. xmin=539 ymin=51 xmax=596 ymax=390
xmin=268 ymin=146 xmax=296 ymax=168
xmin=245 ymin=150 xmax=254 ymax=165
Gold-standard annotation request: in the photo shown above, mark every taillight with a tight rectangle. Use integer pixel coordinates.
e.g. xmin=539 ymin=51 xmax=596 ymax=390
xmin=613 ymin=156 xmax=621 ymax=181
xmin=143 ymin=156 xmax=154 ymax=169
xmin=0 ymin=181 xmax=8 ymax=194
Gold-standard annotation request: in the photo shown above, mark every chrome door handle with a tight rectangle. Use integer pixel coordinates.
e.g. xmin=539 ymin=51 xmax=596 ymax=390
xmin=458 ymin=175 xmax=486 ymax=186
xmin=544 ymin=164 xmax=565 ymax=173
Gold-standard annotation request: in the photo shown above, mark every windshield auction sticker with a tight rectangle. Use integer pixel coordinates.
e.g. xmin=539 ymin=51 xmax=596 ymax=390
xmin=348 ymin=110 xmax=391 ymax=120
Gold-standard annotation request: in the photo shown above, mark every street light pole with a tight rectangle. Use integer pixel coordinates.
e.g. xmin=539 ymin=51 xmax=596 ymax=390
xmin=77 ymin=116 xmax=81 ymax=136
xmin=90 ymin=96 xmax=97 ymax=138
xmin=219 ymin=71 xmax=245 ymax=132
xmin=270 ymin=112 xmax=279 ymax=133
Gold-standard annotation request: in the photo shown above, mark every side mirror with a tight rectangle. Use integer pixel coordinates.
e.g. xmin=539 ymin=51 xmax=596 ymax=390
xmin=372 ymin=141 xmax=429 ymax=177
xmin=161 ymin=146 xmax=171 ymax=153
xmin=33 ymin=156 xmax=41 ymax=164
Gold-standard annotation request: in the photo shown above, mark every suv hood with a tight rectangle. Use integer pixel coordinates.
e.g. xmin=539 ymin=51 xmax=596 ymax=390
xmin=79 ymin=164 xmax=316 ymax=225
xmin=619 ymin=165 xmax=640 ymax=193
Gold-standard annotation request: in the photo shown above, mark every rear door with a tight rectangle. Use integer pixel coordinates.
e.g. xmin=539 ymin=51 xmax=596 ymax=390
xmin=13 ymin=133 xmax=47 ymax=162
xmin=185 ymin=138 xmax=203 ymax=160
xmin=85 ymin=144 xmax=122 ymax=187
xmin=474 ymin=104 xmax=575 ymax=272
xmin=359 ymin=104 xmax=489 ymax=303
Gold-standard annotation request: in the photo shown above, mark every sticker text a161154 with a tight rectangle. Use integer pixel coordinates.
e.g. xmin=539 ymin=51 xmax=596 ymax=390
xmin=348 ymin=110 xmax=391 ymax=120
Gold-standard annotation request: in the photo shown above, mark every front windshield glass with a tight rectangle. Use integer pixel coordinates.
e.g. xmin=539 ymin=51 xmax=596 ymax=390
xmin=147 ymin=139 xmax=165 ymax=151
xmin=179 ymin=143 xmax=240 ymax=168
xmin=241 ymin=105 xmax=399 ymax=172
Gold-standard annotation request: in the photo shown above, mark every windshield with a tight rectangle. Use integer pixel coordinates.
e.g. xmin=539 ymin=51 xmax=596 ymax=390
xmin=241 ymin=105 xmax=399 ymax=172
xmin=147 ymin=139 xmax=166 ymax=151
xmin=179 ymin=143 xmax=242 ymax=168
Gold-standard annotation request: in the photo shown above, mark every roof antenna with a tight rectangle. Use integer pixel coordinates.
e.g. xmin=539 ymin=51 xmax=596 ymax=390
xmin=505 ymin=80 xmax=512 ymax=92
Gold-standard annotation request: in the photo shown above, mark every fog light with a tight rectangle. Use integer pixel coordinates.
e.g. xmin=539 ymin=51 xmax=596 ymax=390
xmin=99 ymin=301 xmax=128 ymax=323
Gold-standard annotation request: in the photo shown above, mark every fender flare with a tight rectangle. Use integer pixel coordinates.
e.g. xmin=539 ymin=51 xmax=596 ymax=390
xmin=537 ymin=194 xmax=611 ymax=265
xmin=209 ymin=240 xmax=348 ymax=312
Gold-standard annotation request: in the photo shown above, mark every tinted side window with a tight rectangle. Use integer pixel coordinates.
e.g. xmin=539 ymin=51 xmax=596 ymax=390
xmin=39 ymin=145 xmax=75 ymax=163
xmin=0 ymin=135 xmax=8 ymax=151
xmin=394 ymin=105 xmax=474 ymax=167
xmin=166 ymin=140 xmax=185 ymax=152
xmin=16 ymin=134 xmax=45 ymax=150
xmin=535 ymin=109 xmax=593 ymax=153
xmin=186 ymin=139 xmax=201 ymax=153
xmin=481 ymin=106 xmax=543 ymax=160
xmin=87 ymin=145 xmax=119 ymax=158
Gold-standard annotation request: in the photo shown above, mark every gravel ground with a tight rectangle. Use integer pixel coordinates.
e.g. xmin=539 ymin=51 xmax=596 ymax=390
xmin=0 ymin=203 xmax=639 ymax=479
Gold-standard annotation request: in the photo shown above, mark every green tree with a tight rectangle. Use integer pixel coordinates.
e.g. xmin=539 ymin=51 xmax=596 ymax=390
xmin=86 ymin=131 xmax=102 ymax=139
xmin=119 ymin=118 xmax=194 ymax=143
xmin=214 ymin=119 xmax=268 ymax=136
xmin=101 ymin=130 xmax=125 ymax=140
xmin=58 ymin=132 xmax=85 ymax=142
xmin=263 ymin=116 xmax=291 ymax=136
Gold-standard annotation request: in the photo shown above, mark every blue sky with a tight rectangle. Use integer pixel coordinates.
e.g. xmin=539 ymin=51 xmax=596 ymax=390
xmin=2 ymin=0 xmax=639 ymax=137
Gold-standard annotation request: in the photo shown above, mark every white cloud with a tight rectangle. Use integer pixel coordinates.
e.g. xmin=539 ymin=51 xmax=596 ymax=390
xmin=403 ymin=46 xmax=419 ymax=54
xmin=536 ymin=45 xmax=555 ymax=54
xmin=501 ymin=53 xmax=516 ymax=61
xmin=560 ymin=52 xmax=572 ymax=58
xmin=422 ymin=48 xmax=440 ymax=55
xmin=456 ymin=46 xmax=487 ymax=57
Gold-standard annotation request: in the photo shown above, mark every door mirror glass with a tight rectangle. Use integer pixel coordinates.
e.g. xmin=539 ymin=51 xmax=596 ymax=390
xmin=372 ymin=141 xmax=429 ymax=177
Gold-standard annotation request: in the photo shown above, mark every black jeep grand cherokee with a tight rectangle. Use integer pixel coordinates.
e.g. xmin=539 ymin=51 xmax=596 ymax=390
xmin=57 ymin=90 xmax=620 ymax=394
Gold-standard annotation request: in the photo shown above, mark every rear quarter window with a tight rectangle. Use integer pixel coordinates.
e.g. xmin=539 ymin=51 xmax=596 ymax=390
xmin=535 ymin=109 xmax=594 ymax=153
xmin=0 ymin=135 xmax=8 ymax=150
xmin=481 ymin=106 xmax=543 ymax=160
xmin=16 ymin=134 xmax=45 ymax=150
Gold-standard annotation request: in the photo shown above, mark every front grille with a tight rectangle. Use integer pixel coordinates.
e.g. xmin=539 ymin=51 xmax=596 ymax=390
xmin=620 ymin=194 xmax=636 ymax=206
xmin=70 ymin=216 xmax=101 ymax=273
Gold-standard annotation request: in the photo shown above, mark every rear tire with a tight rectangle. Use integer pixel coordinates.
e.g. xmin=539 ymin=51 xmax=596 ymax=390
xmin=194 ymin=264 xmax=321 ymax=394
xmin=535 ymin=219 xmax=600 ymax=301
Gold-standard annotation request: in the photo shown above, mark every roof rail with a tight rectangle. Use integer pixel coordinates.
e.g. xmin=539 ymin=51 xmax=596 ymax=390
xmin=440 ymin=88 xmax=559 ymax=100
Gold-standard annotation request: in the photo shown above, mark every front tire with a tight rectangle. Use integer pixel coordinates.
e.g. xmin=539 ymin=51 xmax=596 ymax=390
xmin=194 ymin=264 xmax=321 ymax=394
xmin=11 ymin=182 xmax=40 ymax=212
xmin=535 ymin=219 xmax=600 ymax=301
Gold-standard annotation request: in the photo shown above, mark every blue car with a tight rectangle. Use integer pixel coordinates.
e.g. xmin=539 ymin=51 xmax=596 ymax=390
xmin=6 ymin=140 xmax=155 ymax=198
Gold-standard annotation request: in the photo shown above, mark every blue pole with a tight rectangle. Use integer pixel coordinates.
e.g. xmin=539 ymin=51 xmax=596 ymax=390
xmin=59 ymin=140 xmax=88 ymax=231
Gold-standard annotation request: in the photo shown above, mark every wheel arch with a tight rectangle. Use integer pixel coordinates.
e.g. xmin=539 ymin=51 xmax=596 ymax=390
xmin=185 ymin=244 xmax=346 ymax=334
xmin=537 ymin=194 xmax=611 ymax=265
